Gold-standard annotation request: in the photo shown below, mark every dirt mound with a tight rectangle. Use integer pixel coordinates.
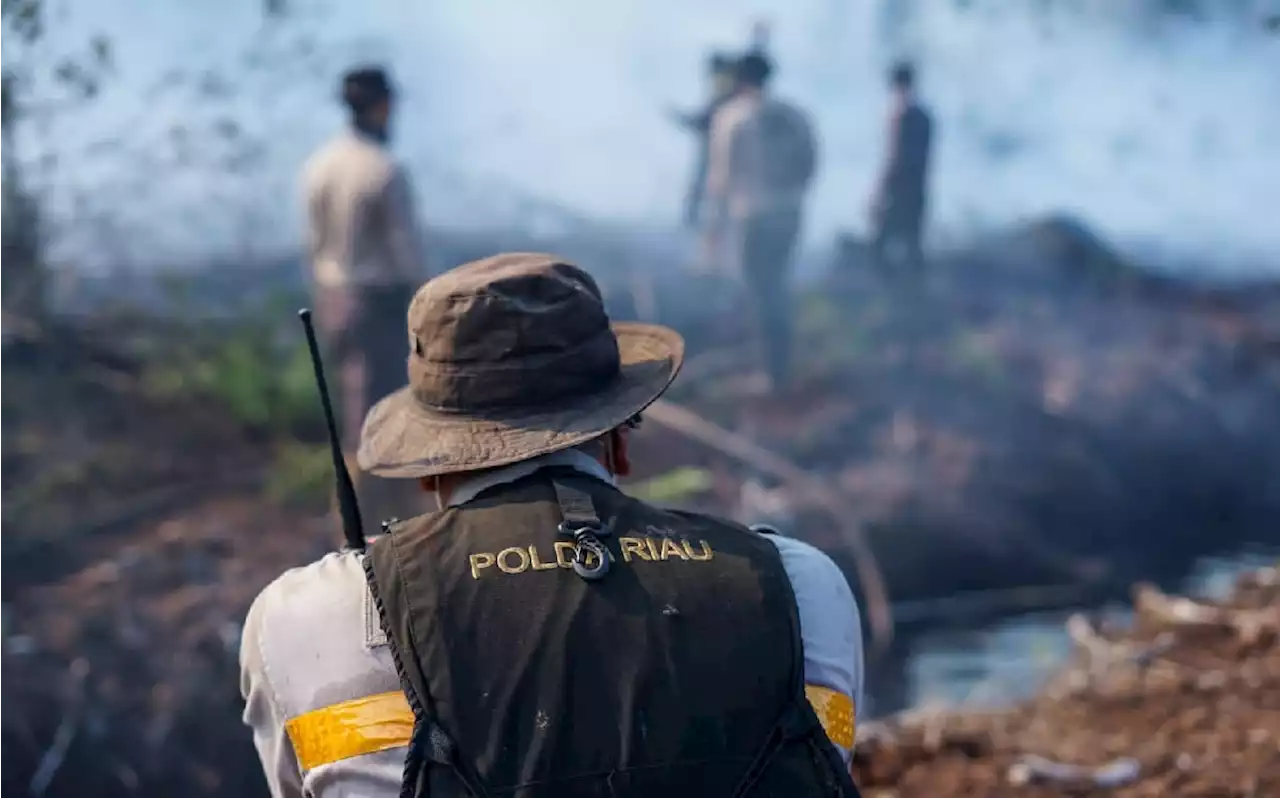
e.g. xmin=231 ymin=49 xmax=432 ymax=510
xmin=852 ymin=567 xmax=1280 ymax=797
xmin=2 ymin=319 xmax=264 ymax=578
xmin=2 ymin=496 xmax=330 ymax=798
xmin=2 ymin=320 xmax=300 ymax=797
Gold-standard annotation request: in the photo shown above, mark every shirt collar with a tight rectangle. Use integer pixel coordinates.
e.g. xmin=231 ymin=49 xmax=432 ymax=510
xmin=446 ymin=448 xmax=616 ymax=508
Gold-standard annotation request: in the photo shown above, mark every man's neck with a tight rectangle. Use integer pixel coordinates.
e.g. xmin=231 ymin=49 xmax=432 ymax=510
xmin=440 ymin=448 xmax=616 ymax=509
xmin=352 ymin=118 xmax=388 ymax=144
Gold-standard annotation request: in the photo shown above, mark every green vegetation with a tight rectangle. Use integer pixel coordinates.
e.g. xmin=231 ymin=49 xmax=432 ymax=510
xmin=630 ymin=466 xmax=714 ymax=507
xmin=265 ymin=440 xmax=334 ymax=508
xmin=796 ymin=290 xmax=888 ymax=371
xmin=123 ymin=283 xmax=333 ymax=507
xmin=140 ymin=288 xmax=322 ymax=439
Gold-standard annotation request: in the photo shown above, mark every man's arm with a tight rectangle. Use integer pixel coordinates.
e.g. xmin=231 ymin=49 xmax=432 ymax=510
xmin=240 ymin=592 xmax=306 ymax=798
xmin=870 ymin=106 xmax=903 ymax=213
xmin=703 ymin=101 xmax=740 ymax=226
xmin=381 ymin=164 xmax=426 ymax=282
xmin=765 ymin=533 xmax=864 ymax=762
xmin=302 ymin=164 xmax=326 ymax=269
xmin=794 ymin=106 xmax=819 ymax=189
xmin=668 ymin=106 xmax=711 ymax=134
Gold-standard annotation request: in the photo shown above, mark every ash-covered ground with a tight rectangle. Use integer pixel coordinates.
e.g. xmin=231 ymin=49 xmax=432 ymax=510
xmin=4 ymin=217 xmax=1279 ymax=797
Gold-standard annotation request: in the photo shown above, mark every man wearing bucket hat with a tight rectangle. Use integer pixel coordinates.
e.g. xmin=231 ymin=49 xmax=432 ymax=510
xmin=240 ymin=253 xmax=865 ymax=797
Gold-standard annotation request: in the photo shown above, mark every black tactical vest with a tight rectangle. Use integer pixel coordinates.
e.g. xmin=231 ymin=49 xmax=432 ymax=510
xmin=364 ymin=470 xmax=861 ymax=798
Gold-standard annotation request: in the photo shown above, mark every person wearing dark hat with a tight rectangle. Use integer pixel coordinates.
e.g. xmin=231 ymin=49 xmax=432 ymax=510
xmin=301 ymin=64 xmax=427 ymax=535
xmin=705 ymin=50 xmax=818 ymax=392
xmin=668 ymin=51 xmax=738 ymax=229
xmin=240 ymin=253 xmax=865 ymax=797
xmin=868 ymin=60 xmax=933 ymax=276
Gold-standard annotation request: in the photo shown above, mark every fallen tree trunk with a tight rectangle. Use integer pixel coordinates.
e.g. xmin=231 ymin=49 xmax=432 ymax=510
xmin=646 ymin=398 xmax=895 ymax=652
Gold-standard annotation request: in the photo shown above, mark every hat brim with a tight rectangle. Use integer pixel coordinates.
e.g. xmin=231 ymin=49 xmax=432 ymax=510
xmin=356 ymin=322 xmax=685 ymax=479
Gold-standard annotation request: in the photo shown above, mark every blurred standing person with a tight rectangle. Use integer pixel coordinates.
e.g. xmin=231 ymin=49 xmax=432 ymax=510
xmin=705 ymin=52 xmax=817 ymax=391
xmin=302 ymin=65 xmax=426 ymax=534
xmin=670 ymin=52 xmax=738 ymax=230
xmin=868 ymin=60 xmax=933 ymax=276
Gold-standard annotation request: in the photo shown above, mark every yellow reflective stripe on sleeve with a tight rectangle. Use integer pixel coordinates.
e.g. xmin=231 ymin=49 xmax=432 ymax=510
xmin=284 ymin=691 xmax=414 ymax=771
xmin=805 ymin=684 xmax=856 ymax=749
xmin=283 ymin=685 xmax=853 ymax=770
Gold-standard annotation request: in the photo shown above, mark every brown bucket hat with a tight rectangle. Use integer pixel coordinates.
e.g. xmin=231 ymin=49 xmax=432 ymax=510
xmin=357 ymin=252 xmax=685 ymax=479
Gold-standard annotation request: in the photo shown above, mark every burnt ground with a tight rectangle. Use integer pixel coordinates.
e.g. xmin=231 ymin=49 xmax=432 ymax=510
xmin=634 ymin=218 xmax=1280 ymax=606
xmin=3 ymin=218 xmax=1280 ymax=796
xmin=1 ymin=318 xmax=308 ymax=796
xmin=3 ymin=499 xmax=328 ymax=797
xmin=852 ymin=567 xmax=1280 ymax=797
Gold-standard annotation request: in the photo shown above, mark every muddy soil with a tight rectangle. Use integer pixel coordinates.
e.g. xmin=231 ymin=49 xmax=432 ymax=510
xmin=852 ymin=567 xmax=1280 ymax=797
xmin=3 ymin=495 xmax=331 ymax=797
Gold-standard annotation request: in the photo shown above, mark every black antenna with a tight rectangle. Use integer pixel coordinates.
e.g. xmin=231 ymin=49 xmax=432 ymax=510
xmin=298 ymin=308 xmax=365 ymax=552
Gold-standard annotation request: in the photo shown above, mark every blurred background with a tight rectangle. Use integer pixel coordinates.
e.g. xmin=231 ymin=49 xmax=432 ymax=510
xmin=3 ymin=1 xmax=1279 ymax=796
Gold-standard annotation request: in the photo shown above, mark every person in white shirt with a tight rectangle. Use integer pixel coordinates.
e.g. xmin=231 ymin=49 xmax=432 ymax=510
xmin=705 ymin=52 xmax=817 ymax=392
xmin=301 ymin=65 xmax=426 ymax=533
xmin=669 ymin=51 xmax=737 ymax=229
xmin=241 ymin=253 xmax=864 ymax=797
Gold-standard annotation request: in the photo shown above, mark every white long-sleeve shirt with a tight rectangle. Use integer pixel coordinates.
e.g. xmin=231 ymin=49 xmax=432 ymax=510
xmin=240 ymin=449 xmax=864 ymax=798
xmin=302 ymin=130 xmax=425 ymax=288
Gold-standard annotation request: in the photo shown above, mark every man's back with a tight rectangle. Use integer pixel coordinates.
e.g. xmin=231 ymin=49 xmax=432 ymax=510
xmin=370 ymin=472 xmax=807 ymax=794
xmin=241 ymin=455 xmax=863 ymax=798
xmin=711 ymin=92 xmax=817 ymax=219
xmin=885 ymin=101 xmax=932 ymax=206
xmin=303 ymin=131 xmax=417 ymax=288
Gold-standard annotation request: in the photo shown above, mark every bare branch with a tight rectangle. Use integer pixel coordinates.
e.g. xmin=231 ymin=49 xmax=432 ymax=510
xmin=645 ymin=398 xmax=895 ymax=652
xmin=1007 ymin=754 xmax=1141 ymax=789
xmin=1134 ymin=582 xmax=1280 ymax=642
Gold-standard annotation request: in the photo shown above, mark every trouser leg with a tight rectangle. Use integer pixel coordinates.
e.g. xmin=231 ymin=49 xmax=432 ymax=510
xmin=902 ymin=212 xmax=925 ymax=277
xmin=352 ymin=283 xmax=422 ymax=532
xmin=740 ymin=210 xmax=801 ymax=390
xmin=869 ymin=219 xmax=891 ymax=274
xmin=314 ymin=283 xmax=421 ymax=536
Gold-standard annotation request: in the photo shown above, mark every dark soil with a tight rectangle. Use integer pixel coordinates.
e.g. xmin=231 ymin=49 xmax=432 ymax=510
xmin=3 ymin=218 xmax=1280 ymax=796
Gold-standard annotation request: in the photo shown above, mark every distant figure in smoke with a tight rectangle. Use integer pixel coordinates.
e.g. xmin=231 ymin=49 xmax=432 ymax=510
xmin=705 ymin=51 xmax=818 ymax=391
xmin=868 ymin=60 xmax=933 ymax=276
xmin=301 ymin=65 xmax=427 ymax=535
xmin=670 ymin=52 xmax=738 ymax=229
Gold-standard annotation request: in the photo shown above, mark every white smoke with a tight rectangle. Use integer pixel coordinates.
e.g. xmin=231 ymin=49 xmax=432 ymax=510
xmin=10 ymin=0 xmax=1280 ymax=276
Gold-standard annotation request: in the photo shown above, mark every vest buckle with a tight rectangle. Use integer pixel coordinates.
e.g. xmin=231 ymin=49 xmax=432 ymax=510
xmin=558 ymin=521 xmax=613 ymax=582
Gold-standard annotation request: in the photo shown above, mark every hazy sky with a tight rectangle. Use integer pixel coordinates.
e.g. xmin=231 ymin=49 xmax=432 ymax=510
xmin=9 ymin=0 xmax=1280 ymax=275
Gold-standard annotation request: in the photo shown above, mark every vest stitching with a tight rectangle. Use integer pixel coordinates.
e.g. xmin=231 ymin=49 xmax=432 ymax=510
xmin=374 ymin=529 xmax=495 ymax=798
xmin=363 ymin=546 xmax=432 ymax=798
